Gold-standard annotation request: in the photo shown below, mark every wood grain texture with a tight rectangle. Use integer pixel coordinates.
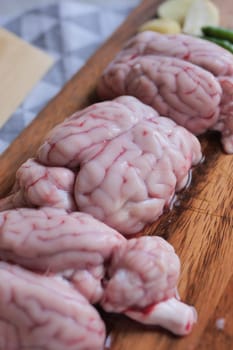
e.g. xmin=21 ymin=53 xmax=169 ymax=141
xmin=0 ymin=28 xmax=53 ymax=127
xmin=0 ymin=1 xmax=232 ymax=349
xmin=198 ymin=276 xmax=233 ymax=350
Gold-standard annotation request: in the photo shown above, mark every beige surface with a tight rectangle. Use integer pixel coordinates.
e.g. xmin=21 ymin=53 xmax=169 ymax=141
xmin=0 ymin=28 xmax=53 ymax=128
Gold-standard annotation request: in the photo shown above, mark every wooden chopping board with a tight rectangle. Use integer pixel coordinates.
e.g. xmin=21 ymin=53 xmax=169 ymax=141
xmin=0 ymin=1 xmax=232 ymax=349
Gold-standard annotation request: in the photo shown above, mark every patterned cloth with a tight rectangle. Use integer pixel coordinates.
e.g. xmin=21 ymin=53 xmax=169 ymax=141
xmin=0 ymin=1 xmax=138 ymax=153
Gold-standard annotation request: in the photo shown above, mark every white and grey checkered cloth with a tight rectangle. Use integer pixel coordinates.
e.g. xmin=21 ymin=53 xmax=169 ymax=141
xmin=0 ymin=0 xmax=138 ymax=153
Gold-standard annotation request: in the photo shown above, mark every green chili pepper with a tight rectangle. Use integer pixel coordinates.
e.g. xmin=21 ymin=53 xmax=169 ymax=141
xmin=202 ymin=26 xmax=233 ymax=43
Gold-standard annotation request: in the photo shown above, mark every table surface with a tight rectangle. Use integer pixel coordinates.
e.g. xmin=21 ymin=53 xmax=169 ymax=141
xmin=0 ymin=0 xmax=139 ymax=153
xmin=0 ymin=0 xmax=140 ymax=18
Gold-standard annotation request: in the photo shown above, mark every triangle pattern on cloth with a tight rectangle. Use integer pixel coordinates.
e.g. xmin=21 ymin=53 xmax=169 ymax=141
xmin=74 ymin=42 xmax=101 ymax=61
xmin=0 ymin=139 xmax=9 ymax=154
xmin=43 ymin=59 xmax=66 ymax=87
xmin=36 ymin=4 xmax=59 ymax=19
xmin=58 ymin=1 xmax=99 ymax=18
xmin=59 ymin=21 xmax=101 ymax=53
xmin=69 ymin=12 xmax=101 ymax=35
xmin=32 ymin=24 xmax=63 ymax=54
xmin=21 ymin=13 xmax=57 ymax=42
xmin=0 ymin=111 xmax=26 ymax=142
xmin=17 ymin=107 xmax=37 ymax=127
xmin=22 ymin=80 xmax=60 ymax=111
xmin=61 ymin=55 xmax=85 ymax=82
xmin=99 ymin=10 xmax=125 ymax=39
xmin=5 ymin=16 xmax=22 ymax=36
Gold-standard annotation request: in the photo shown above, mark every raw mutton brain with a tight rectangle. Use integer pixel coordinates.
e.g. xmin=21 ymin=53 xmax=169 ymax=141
xmin=0 ymin=158 xmax=77 ymax=212
xmin=0 ymin=207 xmax=125 ymax=304
xmin=0 ymin=261 xmax=106 ymax=350
xmin=0 ymin=96 xmax=200 ymax=347
xmin=114 ymin=31 xmax=233 ymax=76
xmin=97 ymin=32 xmax=233 ymax=153
xmin=0 ymin=207 xmax=197 ymax=349
xmin=0 ymin=96 xmax=202 ymax=234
